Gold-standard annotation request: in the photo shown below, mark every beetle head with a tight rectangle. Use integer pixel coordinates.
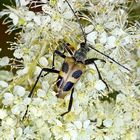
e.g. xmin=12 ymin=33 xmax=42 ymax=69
xmin=74 ymin=42 xmax=90 ymax=63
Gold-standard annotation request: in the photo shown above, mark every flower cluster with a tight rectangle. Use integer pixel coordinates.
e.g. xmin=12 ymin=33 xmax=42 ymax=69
xmin=0 ymin=0 xmax=140 ymax=139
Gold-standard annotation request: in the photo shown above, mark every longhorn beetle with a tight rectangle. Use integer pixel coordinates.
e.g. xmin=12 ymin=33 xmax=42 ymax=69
xmin=23 ymin=0 xmax=130 ymax=118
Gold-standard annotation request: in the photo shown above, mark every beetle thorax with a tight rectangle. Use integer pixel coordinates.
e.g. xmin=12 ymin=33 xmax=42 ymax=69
xmin=74 ymin=47 xmax=88 ymax=63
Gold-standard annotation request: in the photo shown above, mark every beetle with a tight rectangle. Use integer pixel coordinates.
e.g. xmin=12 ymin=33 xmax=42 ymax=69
xmin=23 ymin=0 xmax=130 ymax=118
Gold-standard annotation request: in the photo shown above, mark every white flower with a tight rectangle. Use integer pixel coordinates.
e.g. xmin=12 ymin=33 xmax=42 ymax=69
xmin=41 ymin=0 xmax=48 ymax=3
xmin=77 ymin=131 xmax=91 ymax=140
xmin=34 ymin=66 xmax=42 ymax=76
xmin=41 ymin=15 xmax=51 ymax=25
xmin=0 ymin=0 xmax=140 ymax=139
xmin=74 ymin=121 xmax=82 ymax=129
xmin=16 ymin=127 xmax=23 ymax=138
xmin=51 ymin=20 xmax=63 ymax=32
xmin=105 ymin=36 xmax=116 ymax=49
xmin=23 ymin=97 xmax=31 ymax=105
xmin=39 ymin=125 xmax=52 ymax=139
xmin=0 ymin=70 xmax=13 ymax=81
xmin=137 ymin=48 xmax=140 ymax=58
xmin=116 ymin=93 xmax=126 ymax=103
xmin=63 ymin=10 xmax=74 ymax=19
xmin=19 ymin=0 xmax=30 ymax=6
xmin=42 ymin=81 xmax=50 ymax=92
xmin=112 ymin=27 xmax=125 ymax=36
xmin=23 ymin=126 xmax=36 ymax=139
xmin=13 ymin=49 xmax=23 ymax=59
xmin=113 ymin=77 xmax=121 ymax=85
xmin=99 ymin=32 xmax=107 ymax=44
xmin=0 ymin=80 xmax=8 ymax=88
xmin=114 ymin=117 xmax=124 ymax=128
xmin=106 ymin=71 xmax=114 ymax=81
xmin=42 ymin=5 xmax=54 ymax=15
xmin=2 ymin=92 xmax=14 ymax=105
xmin=13 ymin=85 xmax=25 ymax=96
xmin=34 ymin=16 xmax=41 ymax=25
xmin=9 ymin=13 xmax=19 ymax=25
xmin=0 ymin=57 xmax=9 ymax=66
xmin=87 ymin=31 xmax=97 ymax=44
xmin=63 ymin=133 xmax=71 ymax=140
xmin=16 ymin=66 xmax=29 ymax=76
xmin=86 ymin=72 xmax=95 ymax=82
xmin=11 ymin=105 xmax=21 ymax=115
xmin=103 ymin=119 xmax=113 ymax=127
xmin=124 ymin=112 xmax=132 ymax=122
xmin=85 ymin=25 xmax=94 ymax=34
xmin=0 ymin=109 xmax=7 ymax=119
xmin=83 ymin=120 xmax=90 ymax=129
xmin=25 ymin=11 xmax=35 ymax=21
xmin=94 ymin=80 xmax=106 ymax=90
xmin=37 ymin=89 xmax=46 ymax=97
xmin=39 ymin=56 xmax=48 ymax=67
xmin=2 ymin=116 xmax=17 ymax=127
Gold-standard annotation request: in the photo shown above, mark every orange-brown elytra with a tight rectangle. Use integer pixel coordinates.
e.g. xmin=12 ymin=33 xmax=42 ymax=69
xmin=55 ymin=57 xmax=86 ymax=99
xmin=23 ymin=0 xmax=130 ymax=119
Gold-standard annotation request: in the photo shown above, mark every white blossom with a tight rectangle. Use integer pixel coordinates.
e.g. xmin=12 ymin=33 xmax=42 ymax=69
xmin=94 ymin=80 xmax=106 ymax=91
xmin=0 ymin=0 xmax=140 ymax=139
xmin=13 ymin=85 xmax=25 ymax=96
xmin=0 ymin=109 xmax=7 ymax=119
xmin=0 ymin=81 xmax=8 ymax=88
xmin=37 ymin=89 xmax=46 ymax=97
xmin=105 ymin=36 xmax=116 ymax=49
xmin=13 ymin=49 xmax=23 ymax=59
xmin=18 ymin=0 xmax=30 ymax=6
xmin=2 ymin=92 xmax=14 ymax=105
xmin=103 ymin=119 xmax=113 ymax=127
xmin=25 ymin=11 xmax=35 ymax=21
xmin=9 ymin=13 xmax=19 ymax=25
xmin=39 ymin=56 xmax=48 ymax=67
xmin=87 ymin=31 xmax=97 ymax=44
xmin=16 ymin=66 xmax=29 ymax=76
xmin=0 ymin=57 xmax=9 ymax=66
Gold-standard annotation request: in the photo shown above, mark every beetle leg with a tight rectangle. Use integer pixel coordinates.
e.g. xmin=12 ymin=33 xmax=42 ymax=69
xmin=63 ymin=43 xmax=73 ymax=56
xmin=61 ymin=88 xmax=74 ymax=117
xmin=93 ymin=62 xmax=109 ymax=91
xmin=42 ymin=43 xmax=73 ymax=78
xmin=85 ymin=58 xmax=106 ymax=65
xmin=85 ymin=59 xmax=109 ymax=91
xmin=23 ymin=68 xmax=59 ymax=119
xmin=41 ymin=50 xmax=66 ymax=77
xmin=52 ymin=50 xmax=66 ymax=68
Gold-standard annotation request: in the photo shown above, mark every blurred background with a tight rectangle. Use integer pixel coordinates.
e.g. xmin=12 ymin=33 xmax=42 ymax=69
xmin=0 ymin=0 xmax=140 ymax=58
xmin=0 ymin=0 xmax=17 ymax=58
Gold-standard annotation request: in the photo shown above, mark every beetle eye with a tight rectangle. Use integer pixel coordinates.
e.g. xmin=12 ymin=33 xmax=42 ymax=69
xmin=80 ymin=42 xmax=85 ymax=48
xmin=66 ymin=43 xmax=70 ymax=46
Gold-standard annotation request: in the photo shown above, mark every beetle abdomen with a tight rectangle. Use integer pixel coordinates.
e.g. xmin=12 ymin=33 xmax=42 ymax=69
xmin=55 ymin=57 xmax=86 ymax=98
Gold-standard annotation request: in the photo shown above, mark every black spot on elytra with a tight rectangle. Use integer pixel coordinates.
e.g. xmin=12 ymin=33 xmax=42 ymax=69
xmin=62 ymin=62 xmax=69 ymax=73
xmin=63 ymin=81 xmax=74 ymax=91
xmin=72 ymin=70 xmax=82 ymax=79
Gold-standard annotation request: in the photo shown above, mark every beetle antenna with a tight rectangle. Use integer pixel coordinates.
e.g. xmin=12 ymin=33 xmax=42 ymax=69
xmin=65 ymin=0 xmax=130 ymax=72
xmin=89 ymin=45 xmax=131 ymax=72
xmin=65 ymin=0 xmax=87 ymax=44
